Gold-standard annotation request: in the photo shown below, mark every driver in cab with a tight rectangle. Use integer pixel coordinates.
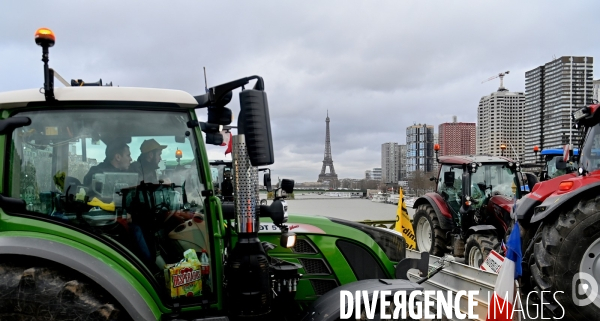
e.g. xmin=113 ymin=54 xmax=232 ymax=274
xmin=130 ymin=139 xmax=167 ymax=184
xmin=83 ymin=143 xmax=132 ymax=187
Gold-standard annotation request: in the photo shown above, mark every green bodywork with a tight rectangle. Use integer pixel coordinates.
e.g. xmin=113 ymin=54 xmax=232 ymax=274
xmin=0 ymin=104 xmax=403 ymax=319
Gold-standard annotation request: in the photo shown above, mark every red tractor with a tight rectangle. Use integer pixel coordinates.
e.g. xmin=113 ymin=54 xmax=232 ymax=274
xmin=412 ymin=149 xmax=529 ymax=268
xmin=515 ymin=103 xmax=600 ymax=320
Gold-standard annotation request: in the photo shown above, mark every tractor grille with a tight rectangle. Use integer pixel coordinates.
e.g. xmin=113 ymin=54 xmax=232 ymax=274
xmin=309 ymin=279 xmax=339 ymax=296
xmin=292 ymin=239 xmax=318 ymax=254
xmin=298 ymin=258 xmax=331 ymax=275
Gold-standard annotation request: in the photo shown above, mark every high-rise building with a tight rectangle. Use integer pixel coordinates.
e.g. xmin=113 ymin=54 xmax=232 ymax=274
xmin=371 ymin=168 xmax=382 ymax=181
xmin=398 ymin=144 xmax=407 ymax=181
xmin=477 ymin=89 xmax=526 ymax=159
xmin=438 ymin=116 xmax=476 ymax=156
xmin=524 ymin=56 xmax=594 ymax=163
xmin=381 ymin=142 xmax=401 ymax=184
xmin=593 ymin=79 xmax=600 ymax=103
xmin=364 ymin=170 xmax=372 ymax=180
xmin=406 ymin=124 xmax=434 ymax=176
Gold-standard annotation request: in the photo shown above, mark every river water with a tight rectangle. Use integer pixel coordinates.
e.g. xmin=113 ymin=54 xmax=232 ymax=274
xmin=262 ymin=193 xmax=416 ymax=222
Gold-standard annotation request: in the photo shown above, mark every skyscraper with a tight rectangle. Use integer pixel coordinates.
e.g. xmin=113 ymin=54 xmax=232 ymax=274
xmin=406 ymin=124 xmax=434 ymax=176
xmin=524 ymin=56 xmax=594 ymax=163
xmin=381 ymin=142 xmax=403 ymax=184
xmin=477 ymin=89 xmax=526 ymax=159
xmin=398 ymin=144 xmax=407 ymax=181
xmin=438 ymin=116 xmax=476 ymax=156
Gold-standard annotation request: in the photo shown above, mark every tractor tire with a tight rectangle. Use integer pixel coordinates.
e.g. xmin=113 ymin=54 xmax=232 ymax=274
xmin=529 ymin=194 xmax=600 ymax=320
xmin=0 ymin=259 xmax=130 ymax=321
xmin=412 ymin=204 xmax=447 ymax=256
xmin=465 ymin=234 xmax=500 ymax=268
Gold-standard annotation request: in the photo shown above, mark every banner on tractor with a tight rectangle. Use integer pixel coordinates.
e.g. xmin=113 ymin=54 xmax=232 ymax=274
xmin=395 ymin=188 xmax=416 ymax=249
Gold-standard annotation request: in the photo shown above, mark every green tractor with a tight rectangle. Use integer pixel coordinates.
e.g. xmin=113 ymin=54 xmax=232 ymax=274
xmin=0 ymin=28 xmax=410 ymax=320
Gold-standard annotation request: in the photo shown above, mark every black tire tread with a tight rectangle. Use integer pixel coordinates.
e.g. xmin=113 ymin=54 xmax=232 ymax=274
xmin=465 ymin=234 xmax=500 ymax=268
xmin=0 ymin=260 xmax=128 ymax=320
xmin=413 ymin=204 xmax=447 ymax=256
xmin=530 ymin=193 xmax=600 ymax=320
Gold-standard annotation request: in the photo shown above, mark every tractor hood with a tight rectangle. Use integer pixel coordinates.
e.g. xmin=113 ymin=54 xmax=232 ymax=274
xmin=530 ymin=173 xmax=600 ymax=223
xmin=259 ymin=214 xmax=406 ymax=263
xmin=514 ymin=172 xmax=577 ymax=221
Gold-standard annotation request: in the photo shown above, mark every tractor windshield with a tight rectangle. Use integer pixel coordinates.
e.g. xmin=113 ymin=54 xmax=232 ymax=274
xmin=470 ymin=163 xmax=517 ymax=200
xmin=580 ymin=123 xmax=600 ymax=173
xmin=7 ymin=108 xmax=214 ymax=298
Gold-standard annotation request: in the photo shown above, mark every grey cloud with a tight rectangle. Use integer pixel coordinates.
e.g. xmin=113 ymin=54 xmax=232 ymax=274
xmin=1 ymin=0 xmax=599 ymax=182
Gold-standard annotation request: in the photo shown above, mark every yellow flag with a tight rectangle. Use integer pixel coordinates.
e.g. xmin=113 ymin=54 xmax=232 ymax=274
xmin=395 ymin=188 xmax=416 ymax=249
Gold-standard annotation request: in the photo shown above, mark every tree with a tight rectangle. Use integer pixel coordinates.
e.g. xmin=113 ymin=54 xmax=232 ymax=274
xmin=407 ymin=170 xmax=436 ymax=196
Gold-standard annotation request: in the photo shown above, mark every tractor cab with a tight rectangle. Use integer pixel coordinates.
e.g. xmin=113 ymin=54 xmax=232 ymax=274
xmin=536 ymin=148 xmax=579 ymax=180
xmin=435 ymin=155 xmax=522 ymax=224
xmin=413 ymin=148 xmax=524 ymax=267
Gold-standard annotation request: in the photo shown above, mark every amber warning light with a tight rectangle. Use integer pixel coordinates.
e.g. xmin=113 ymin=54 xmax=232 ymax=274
xmin=175 ymin=149 xmax=183 ymax=159
xmin=434 ymin=144 xmax=440 ymax=151
xmin=35 ymin=28 xmax=55 ymax=47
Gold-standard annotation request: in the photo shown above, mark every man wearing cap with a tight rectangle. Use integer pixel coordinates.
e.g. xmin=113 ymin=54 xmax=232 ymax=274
xmin=130 ymin=139 xmax=167 ymax=184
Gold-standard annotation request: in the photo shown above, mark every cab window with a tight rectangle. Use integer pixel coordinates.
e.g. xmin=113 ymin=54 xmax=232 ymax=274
xmin=9 ymin=108 xmax=214 ymax=301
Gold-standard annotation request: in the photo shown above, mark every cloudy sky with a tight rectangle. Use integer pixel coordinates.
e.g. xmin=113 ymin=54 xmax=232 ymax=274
xmin=2 ymin=1 xmax=598 ymax=182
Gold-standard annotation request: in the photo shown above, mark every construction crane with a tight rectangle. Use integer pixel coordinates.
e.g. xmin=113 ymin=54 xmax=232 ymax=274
xmin=481 ymin=70 xmax=510 ymax=91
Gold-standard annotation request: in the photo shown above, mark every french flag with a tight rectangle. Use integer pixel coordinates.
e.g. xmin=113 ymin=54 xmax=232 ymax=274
xmin=486 ymin=222 xmax=522 ymax=321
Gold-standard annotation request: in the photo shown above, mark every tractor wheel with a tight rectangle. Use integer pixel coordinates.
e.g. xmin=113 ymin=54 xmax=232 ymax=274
xmin=465 ymin=234 xmax=500 ymax=268
xmin=0 ymin=259 xmax=130 ymax=320
xmin=412 ymin=204 xmax=447 ymax=256
xmin=529 ymin=194 xmax=600 ymax=320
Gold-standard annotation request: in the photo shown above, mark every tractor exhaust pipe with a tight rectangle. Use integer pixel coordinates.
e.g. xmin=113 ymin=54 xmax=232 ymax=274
xmin=227 ymin=133 xmax=271 ymax=317
xmin=232 ymin=134 xmax=260 ymax=233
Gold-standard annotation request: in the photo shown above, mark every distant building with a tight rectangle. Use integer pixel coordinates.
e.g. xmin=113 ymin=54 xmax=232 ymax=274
xmin=371 ymin=168 xmax=382 ymax=181
xmin=524 ymin=56 xmax=593 ymax=163
xmin=593 ymin=79 xmax=600 ymax=102
xmin=438 ymin=116 xmax=476 ymax=156
xmin=406 ymin=123 xmax=434 ymax=175
xmin=381 ymin=142 xmax=401 ymax=184
xmin=364 ymin=170 xmax=372 ymax=180
xmin=398 ymin=144 xmax=407 ymax=180
xmin=477 ymin=89 xmax=526 ymax=159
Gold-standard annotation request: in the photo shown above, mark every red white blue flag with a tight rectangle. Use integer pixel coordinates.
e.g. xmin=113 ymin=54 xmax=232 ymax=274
xmin=486 ymin=222 xmax=522 ymax=321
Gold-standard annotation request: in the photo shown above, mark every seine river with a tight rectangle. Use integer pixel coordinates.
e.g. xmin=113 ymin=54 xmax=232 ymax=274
xmin=261 ymin=193 xmax=416 ymax=222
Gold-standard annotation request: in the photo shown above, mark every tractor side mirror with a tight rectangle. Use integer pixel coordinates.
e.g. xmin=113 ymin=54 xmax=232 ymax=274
xmin=444 ymin=172 xmax=455 ymax=187
xmin=556 ymin=160 xmax=567 ymax=170
xmin=264 ymin=172 xmax=272 ymax=192
xmin=238 ymin=77 xmax=274 ymax=166
xmin=207 ymin=107 xmax=233 ymax=125
xmin=281 ymin=179 xmax=294 ymax=194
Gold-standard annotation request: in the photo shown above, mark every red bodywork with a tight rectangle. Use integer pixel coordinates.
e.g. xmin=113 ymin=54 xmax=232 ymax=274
xmin=418 ymin=192 xmax=453 ymax=219
xmin=486 ymin=195 xmax=513 ymax=232
xmin=545 ymin=171 xmax=600 ymax=197
xmin=527 ymin=172 xmax=578 ymax=202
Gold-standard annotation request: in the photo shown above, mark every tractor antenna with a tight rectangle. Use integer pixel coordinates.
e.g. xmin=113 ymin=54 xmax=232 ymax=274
xmin=203 ymin=67 xmax=208 ymax=93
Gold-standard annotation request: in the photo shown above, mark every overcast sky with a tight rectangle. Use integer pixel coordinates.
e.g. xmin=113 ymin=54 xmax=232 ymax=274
xmin=2 ymin=1 xmax=599 ymax=183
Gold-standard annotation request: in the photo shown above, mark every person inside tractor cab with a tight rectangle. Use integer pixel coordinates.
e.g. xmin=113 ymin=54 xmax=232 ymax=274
xmin=130 ymin=139 xmax=168 ymax=184
xmin=83 ymin=143 xmax=132 ymax=187
xmin=438 ymin=166 xmax=463 ymax=214
xmin=468 ymin=169 xmax=486 ymax=209
xmin=221 ymin=170 xmax=234 ymax=201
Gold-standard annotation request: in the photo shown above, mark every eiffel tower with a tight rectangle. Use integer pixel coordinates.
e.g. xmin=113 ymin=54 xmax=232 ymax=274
xmin=317 ymin=111 xmax=338 ymax=184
